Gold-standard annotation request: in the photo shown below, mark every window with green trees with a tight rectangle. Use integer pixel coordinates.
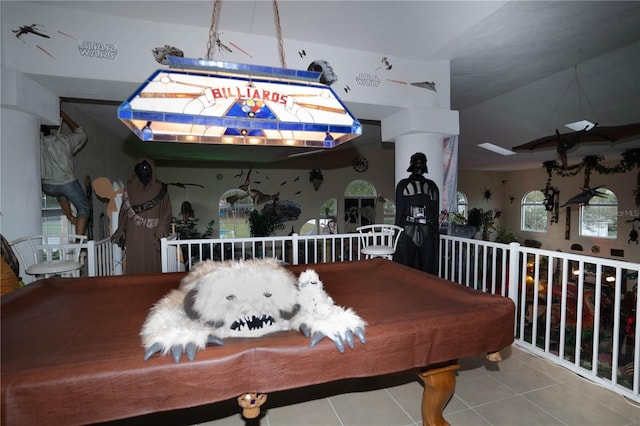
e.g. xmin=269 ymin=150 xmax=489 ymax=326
xmin=521 ymin=190 xmax=547 ymax=232
xmin=218 ymin=189 xmax=253 ymax=238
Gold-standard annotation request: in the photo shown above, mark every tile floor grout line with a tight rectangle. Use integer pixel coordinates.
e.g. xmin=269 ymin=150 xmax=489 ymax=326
xmin=383 ymin=387 xmax=419 ymax=426
xmin=470 ymin=406 xmax=495 ymax=426
xmin=325 ymin=396 xmax=345 ymax=426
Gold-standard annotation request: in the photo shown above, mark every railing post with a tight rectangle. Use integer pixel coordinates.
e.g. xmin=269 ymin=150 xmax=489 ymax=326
xmin=507 ymin=242 xmax=521 ymax=306
xmin=161 ymin=237 xmax=168 ymax=272
xmin=292 ymin=233 xmax=299 ymax=265
xmin=112 ymin=245 xmax=123 ymax=275
xmin=86 ymin=240 xmax=96 ymax=277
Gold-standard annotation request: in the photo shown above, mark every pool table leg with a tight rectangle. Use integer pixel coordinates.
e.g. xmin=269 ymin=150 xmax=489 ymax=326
xmin=417 ymin=363 xmax=460 ymax=426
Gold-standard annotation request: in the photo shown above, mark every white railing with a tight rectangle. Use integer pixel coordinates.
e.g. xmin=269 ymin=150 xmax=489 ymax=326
xmin=160 ymin=233 xmax=362 ymax=272
xmin=439 ymin=235 xmax=640 ymax=403
xmin=88 ymin=232 xmax=639 ymax=402
xmin=85 ymin=237 xmax=118 ymax=277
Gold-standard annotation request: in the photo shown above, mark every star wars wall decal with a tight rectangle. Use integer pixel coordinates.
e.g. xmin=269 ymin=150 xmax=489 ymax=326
xmin=78 ymin=41 xmax=117 ymax=60
xmin=307 ymin=59 xmax=338 ymax=85
xmin=355 ymin=73 xmax=381 ymax=87
xmin=152 ymin=45 xmax=184 ymax=65
xmin=12 ymin=22 xmax=117 ymax=60
xmin=351 ymin=55 xmax=436 ymax=92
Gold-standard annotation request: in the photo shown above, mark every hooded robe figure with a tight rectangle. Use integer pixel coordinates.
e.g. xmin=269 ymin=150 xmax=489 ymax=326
xmin=393 ymin=152 xmax=440 ymax=274
xmin=112 ymin=158 xmax=172 ymax=274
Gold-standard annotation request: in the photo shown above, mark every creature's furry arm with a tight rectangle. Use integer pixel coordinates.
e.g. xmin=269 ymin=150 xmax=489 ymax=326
xmin=292 ymin=269 xmax=366 ymax=353
xmin=140 ymin=287 xmax=223 ymax=362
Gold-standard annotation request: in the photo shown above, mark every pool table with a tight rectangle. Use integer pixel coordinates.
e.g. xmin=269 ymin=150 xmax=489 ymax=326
xmin=1 ymin=258 xmax=515 ymax=425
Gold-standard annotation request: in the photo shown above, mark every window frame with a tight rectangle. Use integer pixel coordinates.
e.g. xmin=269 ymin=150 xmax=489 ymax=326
xmin=579 ymin=188 xmax=618 ymax=239
xmin=521 ymin=190 xmax=548 ymax=233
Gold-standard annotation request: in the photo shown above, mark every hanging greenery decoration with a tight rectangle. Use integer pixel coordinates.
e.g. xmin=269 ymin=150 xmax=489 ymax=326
xmin=543 ymin=149 xmax=640 ymax=206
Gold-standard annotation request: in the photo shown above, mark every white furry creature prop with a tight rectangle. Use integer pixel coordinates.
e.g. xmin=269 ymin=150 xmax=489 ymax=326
xmin=141 ymin=258 xmax=366 ymax=362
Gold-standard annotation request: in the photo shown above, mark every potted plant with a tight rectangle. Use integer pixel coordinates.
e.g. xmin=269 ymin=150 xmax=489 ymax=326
xmin=247 ymin=209 xmax=285 ymax=237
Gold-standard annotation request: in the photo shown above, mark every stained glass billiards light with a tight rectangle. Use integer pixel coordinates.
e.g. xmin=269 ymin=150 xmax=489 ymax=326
xmin=118 ymin=1 xmax=361 ymax=148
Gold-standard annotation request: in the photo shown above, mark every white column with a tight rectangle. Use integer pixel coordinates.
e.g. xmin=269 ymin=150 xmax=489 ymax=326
xmin=1 ymin=69 xmax=59 ymax=282
xmin=382 ymin=107 xmax=459 ymax=213
xmin=0 ymin=108 xmax=42 ymax=241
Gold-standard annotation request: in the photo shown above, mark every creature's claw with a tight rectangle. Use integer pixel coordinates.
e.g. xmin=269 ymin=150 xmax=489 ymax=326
xmin=299 ymin=323 xmax=311 ymax=338
xmin=345 ymin=330 xmax=355 ymax=349
xmin=186 ymin=342 xmax=197 ymax=361
xmin=310 ymin=331 xmax=325 ymax=348
xmin=143 ymin=342 xmax=163 ymax=361
xmin=171 ymin=344 xmax=184 ymax=363
xmin=354 ymin=327 xmax=366 ymax=344
xmin=333 ymin=334 xmax=345 ymax=354
xmin=207 ymin=334 xmax=224 ymax=346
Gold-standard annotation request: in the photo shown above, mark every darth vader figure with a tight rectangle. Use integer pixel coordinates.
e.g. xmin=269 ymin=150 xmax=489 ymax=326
xmin=393 ymin=152 xmax=440 ymax=274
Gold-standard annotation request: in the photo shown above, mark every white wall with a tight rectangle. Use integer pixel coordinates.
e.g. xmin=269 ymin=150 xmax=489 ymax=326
xmin=158 ymin=145 xmax=396 ymax=237
xmin=1 ymin=2 xmax=451 ymax=119
xmin=459 ymin=162 xmax=640 ymax=263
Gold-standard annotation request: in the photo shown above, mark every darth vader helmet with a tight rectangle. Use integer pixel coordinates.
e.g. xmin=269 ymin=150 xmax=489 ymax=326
xmin=407 ymin=152 xmax=428 ymax=174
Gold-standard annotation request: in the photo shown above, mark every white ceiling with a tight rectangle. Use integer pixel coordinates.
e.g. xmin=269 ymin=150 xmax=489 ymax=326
xmin=31 ymin=1 xmax=640 ymax=171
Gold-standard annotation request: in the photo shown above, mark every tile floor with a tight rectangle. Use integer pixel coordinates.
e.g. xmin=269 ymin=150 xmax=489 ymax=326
xmin=106 ymin=346 xmax=640 ymax=426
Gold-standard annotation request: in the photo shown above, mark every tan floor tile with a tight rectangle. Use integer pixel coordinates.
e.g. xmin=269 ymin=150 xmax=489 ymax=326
xmin=454 ymin=367 xmax=518 ymax=407
xmin=475 ymin=395 xmax=564 ymax=425
xmin=265 ymin=397 xmax=342 ymax=426
xmin=511 ymin=346 xmax=579 ymax=382
xmin=562 ymin=378 xmax=640 ymax=423
xmin=524 ymin=382 xmax=635 ymax=425
xmin=444 ymin=394 xmax=472 ymax=415
xmin=484 ymin=354 xmax=561 ymax=393
xmin=384 ymin=380 xmax=424 ymax=423
xmin=444 ymin=408 xmax=492 ymax=425
xmin=329 ymin=388 xmax=415 ymax=426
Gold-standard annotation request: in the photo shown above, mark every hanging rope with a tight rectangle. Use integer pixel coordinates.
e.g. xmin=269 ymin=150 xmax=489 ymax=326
xmin=206 ymin=0 xmax=222 ymax=60
xmin=206 ymin=0 xmax=287 ymax=68
xmin=273 ymin=0 xmax=287 ymax=68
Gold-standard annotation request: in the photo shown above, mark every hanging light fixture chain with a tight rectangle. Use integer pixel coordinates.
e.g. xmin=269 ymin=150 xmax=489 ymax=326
xmin=273 ymin=0 xmax=287 ymax=68
xmin=206 ymin=0 xmax=222 ymax=60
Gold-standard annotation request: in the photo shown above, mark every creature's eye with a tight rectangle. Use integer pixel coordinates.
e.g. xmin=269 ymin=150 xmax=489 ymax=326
xmin=226 ymin=295 xmax=236 ymax=301
xmin=263 ymin=292 xmax=272 ymax=298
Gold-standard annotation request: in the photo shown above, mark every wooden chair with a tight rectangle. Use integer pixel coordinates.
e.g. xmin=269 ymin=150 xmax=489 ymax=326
xmin=356 ymin=224 xmax=404 ymax=260
xmin=9 ymin=234 xmax=87 ymax=279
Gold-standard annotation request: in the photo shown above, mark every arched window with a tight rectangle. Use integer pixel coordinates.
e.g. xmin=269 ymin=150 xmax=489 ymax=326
xmin=456 ymin=191 xmax=468 ymax=222
xmin=344 ymin=179 xmax=377 ymax=232
xmin=521 ymin=190 xmax=547 ymax=232
xmin=580 ymin=188 xmax=618 ymax=238
xmin=218 ymin=189 xmax=253 ymax=238
xmin=300 ymin=198 xmax=337 ymax=235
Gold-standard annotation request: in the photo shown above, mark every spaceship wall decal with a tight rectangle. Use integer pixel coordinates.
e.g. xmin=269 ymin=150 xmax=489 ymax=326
xmin=560 ymin=185 xmax=607 ymax=207
xmin=13 ymin=24 xmax=49 ymax=40
xmin=512 ymin=122 xmax=640 ymax=168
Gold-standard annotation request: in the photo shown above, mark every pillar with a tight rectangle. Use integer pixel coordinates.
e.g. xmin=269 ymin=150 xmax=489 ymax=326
xmin=381 ymin=107 xmax=459 ymax=213
xmin=1 ymin=69 xmax=59 ymax=281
